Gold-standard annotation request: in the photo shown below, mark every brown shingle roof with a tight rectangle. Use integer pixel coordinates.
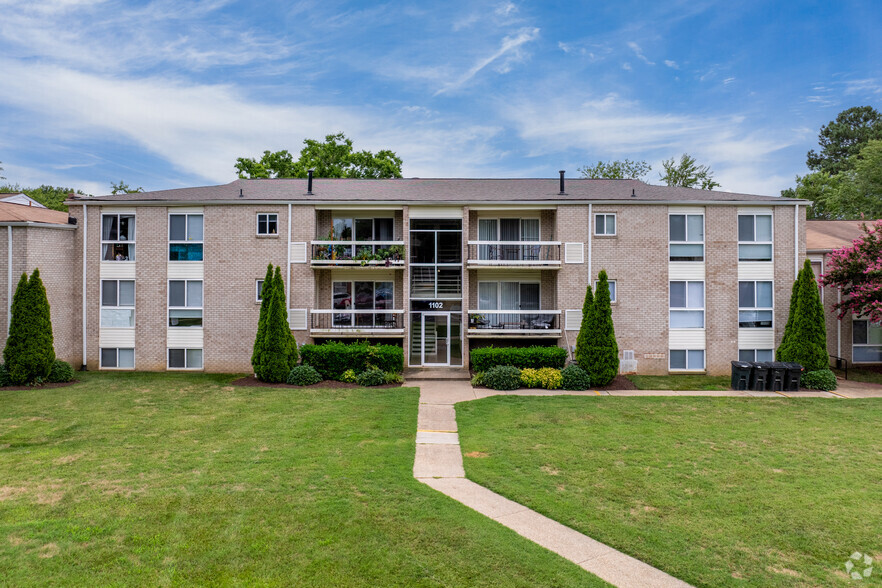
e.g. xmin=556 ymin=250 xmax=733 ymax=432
xmin=0 ymin=202 xmax=70 ymax=225
xmin=806 ymin=220 xmax=876 ymax=251
xmin=72 ymin=178 xmax=803 ymax=205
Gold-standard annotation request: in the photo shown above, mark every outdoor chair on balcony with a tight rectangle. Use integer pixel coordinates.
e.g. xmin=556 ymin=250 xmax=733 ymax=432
xmin=530 ymin=314 xmax=554 ymax=329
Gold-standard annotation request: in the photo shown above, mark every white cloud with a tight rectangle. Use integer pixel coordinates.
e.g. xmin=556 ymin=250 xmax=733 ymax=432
xmin=664 ymin=60 xmax=678 ymax=69
xmin=723 ymin=77 xmax=736 ymax=86
xmin=495 ymin=1 xmax=518 ymax=17
xmin=627 ymin=41 xmax=655 ymax=66
xmin=622 ymin=62 xmax=632 ymax=71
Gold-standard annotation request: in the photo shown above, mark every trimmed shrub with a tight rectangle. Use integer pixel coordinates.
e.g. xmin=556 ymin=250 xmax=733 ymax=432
xmin=287 ymin=364 xmax=323 ymax=386
xmin=339 ymin=369 xmax=358 ymax=383
xmin=0 ymin=364 xmax=9 ymax=387
xmin=520 ymin=367 xmax=562 ymax=390
xmin=470 ymin=346 xmax=566 ymax=372
xmin=801 ymin=369 xmax=838 ymax=391
xmin=581 ymin=270 xmax=618 ymax=386
xmin=574 ymin=283 xmax=594 ymax=371
xmin=561 ymin=365 xmax=591 ymax=390
xmin=3 ymin=269 xmax=56 ymax=385
xmin=470 ymin=371 xmax=485 ymax=387
xmin=483 ymin=365 xmax=521 ymax=390
xmin=251 ymin=264 xmax=274 ymax=370
xmin=384 ymin=371 xmax=403 ymax=385
xmin=356 ymin=368 xmax=386 ymax=387
xmin=300 ymin=341 xmax=404 ymax=380
xmin=777 ymin=260 xmax=828 ymax=371
xmin=47 ymin=360 xmax=74 ymax=383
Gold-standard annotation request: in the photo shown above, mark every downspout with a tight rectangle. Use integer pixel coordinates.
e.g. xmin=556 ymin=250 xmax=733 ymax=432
xmin=587 ymin=203 xmax=593 ymax=285
xmin=837 ymin=286 xmax=842 ymax=357
xmin=286 ymin=203 xmax=292 ymax=307
xmin=6 ymin=226 xmax=11 ymax=335
xmin=81 ymin=205 xmax=87 ymax=370
xmin=793 ymin=204 xmax=799 ymax=280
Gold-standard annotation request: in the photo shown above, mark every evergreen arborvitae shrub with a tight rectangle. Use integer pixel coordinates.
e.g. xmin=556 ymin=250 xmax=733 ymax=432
xmin=254 ymin=268 xmax=291 ymax=383
xmin=273 ymin=265 xmax=298 ymax=369
xmin=47 ymin=360 xmax=74 ymax=383
xmin=776 ymin=272 xmax=802 ymax=361
xmin=3 ymin=269 xmax=56 ymax=385
xmin=778 ymin=260 xmax=828 ymax=371
xmin=585 ymin=270 xmax=619 ymax=386
xmin=574 ymin=282 xmax=594 ymax=370
xmin=0 ymin=364 xmax=10 ymax=387
xmin=251 ymin=263 xmax=274 ymax=373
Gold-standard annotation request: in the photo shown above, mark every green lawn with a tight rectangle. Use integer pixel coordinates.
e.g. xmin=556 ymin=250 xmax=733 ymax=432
xmin=626 ymin=374 xmax=732 ymax=390
xmin=835 ymin=367 xmax=882 ymax=386
xmin=457 ymin=396 xmax=882 ymax=587
xmin=0 ymin=372 xmax=604 ymax=587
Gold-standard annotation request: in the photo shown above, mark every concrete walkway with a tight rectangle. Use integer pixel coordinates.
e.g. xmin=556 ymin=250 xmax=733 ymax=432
xmin=411 ymin=379 xmax=693 ymax=588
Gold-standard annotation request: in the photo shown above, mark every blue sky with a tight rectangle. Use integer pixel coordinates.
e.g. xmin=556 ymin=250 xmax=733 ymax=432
xmin=1 ymin=0 xmax=880 ymax=196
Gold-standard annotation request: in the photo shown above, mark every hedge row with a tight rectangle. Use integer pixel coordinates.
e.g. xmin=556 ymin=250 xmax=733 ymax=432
xmin=470 ymin=346 xmax=567 ymax=372
xmin=474 ymin=365 xmax=591 ymax=391
xmin=299 ymin=341 xmax=404 ymax=380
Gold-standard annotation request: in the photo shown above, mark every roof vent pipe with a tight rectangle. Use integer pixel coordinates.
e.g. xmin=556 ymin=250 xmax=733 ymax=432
xmin=559 ymin=170 xmax=566 ymax=194
xmin=631 ymin=188 xmax=636 ymax=198
xmin=239 ymin=188 xmax=244 ymax=198
xmin=307 ymin=169 xmax=314 ymax=195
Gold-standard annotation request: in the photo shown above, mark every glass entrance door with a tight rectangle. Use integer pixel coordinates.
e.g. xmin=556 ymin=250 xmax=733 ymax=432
xmin=422 ymin=313 xmax=450 ymax=366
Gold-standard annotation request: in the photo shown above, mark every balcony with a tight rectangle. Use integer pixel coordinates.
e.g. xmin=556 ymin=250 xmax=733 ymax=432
xmin=311 ymin=241 xmax=406 ymax=268
xmin=466 ymin=241 xmax=561 ymax=269
xmin=310 ymin=309 xmax=406 ymax=336
xmin=466 ymin=310 xmax=561 ymax=337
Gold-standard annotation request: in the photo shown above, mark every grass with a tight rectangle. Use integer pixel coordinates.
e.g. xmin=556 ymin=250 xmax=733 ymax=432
xmin=457 ymin=395 xmax=882 ymax=587
xmin=835 ymin=367 xmax=882 ymax=386
xmin=626 ymin=374 xmax=732 ymax=390
xmin=0 ymin=372 xmax=605 ymax=587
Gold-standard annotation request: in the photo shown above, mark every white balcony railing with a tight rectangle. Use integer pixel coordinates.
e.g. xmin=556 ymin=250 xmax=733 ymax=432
xmin=466 ymin=241 xmax=561 ymax=266
xmin=310 ymin=309 xmax=406 ymax=331
xmin=311 ymin=241 xmax=405 ymax=267
xmin=467 ymin=309 xmax=561 ymax=332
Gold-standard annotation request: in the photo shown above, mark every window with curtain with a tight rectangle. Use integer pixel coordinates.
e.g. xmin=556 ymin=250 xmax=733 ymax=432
xmin=101 ymin=214 xmax=136 ymax=261
xmin=168 ymin=280 xmax=203 ymax=327
xmin=101 ymin=280 xmax=135 ymax=327
xmin=738 ymin=281 xmax=773 ymax=328
xmin=670 ymin=281 xmax=704 ymax=328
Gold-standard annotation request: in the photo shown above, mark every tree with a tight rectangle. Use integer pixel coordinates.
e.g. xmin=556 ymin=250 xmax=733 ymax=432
xmin=272 ymin=265 xmax=298 ymax=369
xmin=659 ymin=154 xmax=720 ymax=190
xmin=578 ymin=159 xmax=650 ymax=180
xmin=820 ymin=219 xmax=882 ymax=322
xmin=782 ymin=140 xmax=882 ymax=219
xmin=806 ymin=105 xmax=882 ymax=175
xmin=777 ymin=260 xmax=827 ymax=371
xmin=0 ymin=161 xmax=5 ymax=180
xmin=574 ymin=282 xmax=594 ymax=370
xmin=776 ymin=276 xmax=801 ymax=359
xmin=235 ymin=132 xmax=403 ymax=179
xmin=3 ymin=269 xmax=56 ymax=385
xmin=251 ymin=265 xmax=297 ymax=382
xmin=251 ymin=264 xmax=274 ymax=372
xmin=584 ymin=270 xmax=619 ymax=386
xmin=0 ymin=184 xmax=87 ymax=211
xmin=110 ymin=181 xmax=144 ymax=194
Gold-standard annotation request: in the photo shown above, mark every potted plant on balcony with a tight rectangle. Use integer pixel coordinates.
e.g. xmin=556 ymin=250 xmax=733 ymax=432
xmin=355 ymin=246 xmax=375 ymax=266
xmin=388 ymin=244 xmax=405 ymax=262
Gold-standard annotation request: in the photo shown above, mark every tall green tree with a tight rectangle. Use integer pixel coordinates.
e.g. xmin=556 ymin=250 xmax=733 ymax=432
xmin=235 ymin=132 xmax=403 ymax=179
xmin=585 ymin=270 xmax=619 ymax=386
xmin=0 ymin=184 xmax=87 ymax=212
xmin=578 ymin=159 xmax=651 ymax=180
xmin=659 ymin=154 xmax=720 ymax=190
xmin=3 ymin=269 xmax=55 ymax=385
xmin=574 ymin=282 xmax=594 ymax=370
xmin=272 ymin=265 xmax=298 ymax=368
xmin=806 ymin=105 xmax=882 ymax=175
xmin=776 ymin=275 xmax=801 ymax=360
xmin=777 ymin=260 xmax=827 ymax=371
xmin=251 ymin=264 xmax=274 ymax=372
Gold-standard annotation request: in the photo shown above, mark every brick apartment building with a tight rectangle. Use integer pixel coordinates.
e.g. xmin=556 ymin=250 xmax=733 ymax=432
xmin=3 ymin=175 xmax=809 ymax=375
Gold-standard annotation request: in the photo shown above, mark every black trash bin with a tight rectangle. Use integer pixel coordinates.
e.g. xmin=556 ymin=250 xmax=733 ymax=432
xmin=767 ymin=362 xmax=788 ymax=391
xmin=730 ymin=361 xmax=753 ymax=390
xmin=782 ymin=362 xmax=803 ymax=392
xmin=749 ymin=362 xmax=770 ymax=391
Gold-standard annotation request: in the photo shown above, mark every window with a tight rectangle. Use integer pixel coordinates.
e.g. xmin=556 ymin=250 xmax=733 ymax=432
xmin=101 ymin=280 xmax=135 ymax=327
xmin=669 ymin=213 xmax=704 ymax=261
xmin=739 ymin=349 xmax=774 ymax=362
xmin=168 ymin=280 xmax=203 ymax=327
xmin=670 ymin=281 xmax=704 ymax=328
xmin=594 ymin=213 xmax=616 ymax=236
xmin=670 ymin=350 xmax=705 ymax=370
xmin=738 ymin=214 xmax=772 ymax=261
xmin=476 ymin=218 xmax=540 ymax=260
xmin=168 ymin=348 xmax=203 ymax=369
xmin=169 ymin=213 xmax=203 ymax=261
xmin=330 ymin=217 xmax=394 ymax=256
xmin=853 ymin=320 xmax=882 ymax=362
xmin=101 ymin=213 xmax=135 ymax=261
xmin=738 ymin=281 xmax=773 ymax=328
xmin=100 ymin=348 xmax=134 ymax=369
xmin=594 ymin=279 xmax=616 ymax=303
xmin=332 ymin=280 xmax=393 ymax=327
xmin=256 ymin=279 xmax=265 ymax=302
xmin=410 ymin=219 xmax=463 ymax=300
xmin=257 ymin=213 xmax=278 ymax=235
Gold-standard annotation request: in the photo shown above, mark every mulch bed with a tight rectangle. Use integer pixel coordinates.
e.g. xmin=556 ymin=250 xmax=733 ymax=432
xmin=0 ymin=380 xmax=79 ymax=391
xmin=231 ymin=375 xmax=403 ymax=389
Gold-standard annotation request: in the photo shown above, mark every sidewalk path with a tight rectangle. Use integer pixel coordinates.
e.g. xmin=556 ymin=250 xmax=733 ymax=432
xmin=411 ymin=379 xmax=693 ymax=588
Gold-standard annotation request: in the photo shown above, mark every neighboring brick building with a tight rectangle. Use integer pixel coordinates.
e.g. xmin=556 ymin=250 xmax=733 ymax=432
xmin=806 ymin=220 xmax=880 ymax=368
xmin=0 ymin=202 xmax=78 ymax=364
xmin=60 ymin=176 xmax=808 ymax=375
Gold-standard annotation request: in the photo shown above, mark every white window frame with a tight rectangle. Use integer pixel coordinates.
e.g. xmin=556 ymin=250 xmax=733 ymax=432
xmin=594 ymin=279 xmax=616 ymax=303
xmin=331 ymin=280 xmax=395 ymax=310
xmin=169 ymin=213 xmax=204 ymax=261
xmin=100 ymin=279 xmax=135 ymax=327
xmin=669 ymin=349 xmax=705 ymax=371
xmin=100 ymin=213 xmax=136 ymax=262
xmin=594 ymin=213 xmax=616 ymax=236
xmin=477 ymin=280 xmax=541 ymax=310
xmin=669 ymin=280 xmax=705 ymax=328
xmin=738 ymin=280 xmax=774 ymax=329
xmin=256 ymin=279 xmax=265 ymax=303
xmin=477 ymin=217 xmax=541 ymax=241
xmin=168 ymin=279 xmax=203 ymax=328
xmin=852 ymin=319 xmax=882 ymax=363
xmin=738 ymin=349 xmax=774 ymax=363
xmin=100 ymin=347 xmax=135 ymax=370
xmin=256 ymin=213 xmax=279 ymax=236
xmin=737 ymin=213 xmax=773 ymax=262
xmin=167 ymin=348 xmax=204 ymax=370
xmin=668 ymin=213 xmax=704 ymax=262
